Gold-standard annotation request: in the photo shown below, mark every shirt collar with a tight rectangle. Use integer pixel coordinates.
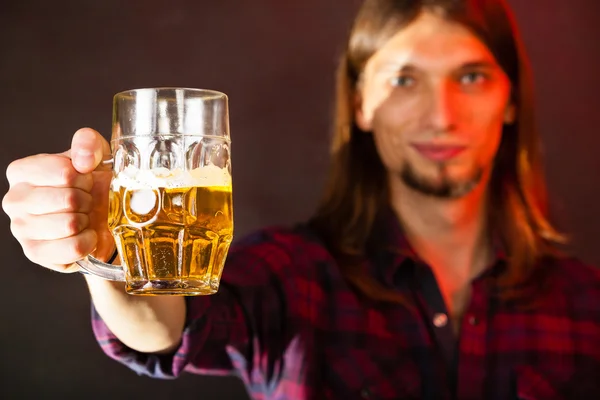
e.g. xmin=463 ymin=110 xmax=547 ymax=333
xmin=367 ymin=207 xmax=507 ymax=288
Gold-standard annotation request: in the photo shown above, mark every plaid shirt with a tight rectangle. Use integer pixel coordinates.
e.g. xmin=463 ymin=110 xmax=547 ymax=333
xmin=92 ymin=215 xmax=600 ymax=399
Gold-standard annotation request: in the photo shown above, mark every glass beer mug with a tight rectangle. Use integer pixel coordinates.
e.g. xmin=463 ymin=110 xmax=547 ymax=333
xmin=76 ymin=88 xmax=233 ymax=295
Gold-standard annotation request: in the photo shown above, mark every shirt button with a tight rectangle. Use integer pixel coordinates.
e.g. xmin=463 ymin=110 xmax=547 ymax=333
xmin=433 ymin=313 xmax=448 ymax=328
xmin=468 ymin=315 xmax=479 ymax=326
xmin=360 ymin=387 xmax=372 ymax=399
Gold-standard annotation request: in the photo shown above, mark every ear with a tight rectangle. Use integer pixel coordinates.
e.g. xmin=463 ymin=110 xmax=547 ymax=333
xmin=354 ymin=91 xmax=372 ymax=132
xmin=504 ymin=103 xmax=516 ymax=124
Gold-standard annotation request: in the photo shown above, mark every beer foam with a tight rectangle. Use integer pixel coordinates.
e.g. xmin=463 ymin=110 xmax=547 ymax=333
xmin=112 ymin=165 xmax=232 ymax=189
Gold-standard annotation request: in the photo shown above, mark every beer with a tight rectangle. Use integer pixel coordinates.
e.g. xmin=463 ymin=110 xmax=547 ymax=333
xmin=108 ymin=165 xmax=233 ymax=295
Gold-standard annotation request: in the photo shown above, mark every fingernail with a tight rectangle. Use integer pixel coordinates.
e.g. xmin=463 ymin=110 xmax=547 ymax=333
xmin=73 ymin=150 xmax=95 ymax=170
xmin=74 ymin=149 xmax=94 ymax=159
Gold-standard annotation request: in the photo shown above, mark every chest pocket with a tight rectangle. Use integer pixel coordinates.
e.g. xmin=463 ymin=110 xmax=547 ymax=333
xmin=322 ymin=346 xmax=423 ymax=399
xmin=515 ymin=362 xmax=600 ymax=400
xmin=514 ymin=366 xmax=563 ymax=400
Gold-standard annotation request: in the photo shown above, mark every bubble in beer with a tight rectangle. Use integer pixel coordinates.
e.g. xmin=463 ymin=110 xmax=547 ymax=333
xmin=123 ymin=188 xmax=160 ymax=224
xmin=130 ymin=189 xmax=158 ymax=215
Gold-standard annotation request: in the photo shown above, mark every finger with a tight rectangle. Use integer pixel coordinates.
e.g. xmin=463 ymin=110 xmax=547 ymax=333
xmin=5 ymin=184 xmax=93 ymax=216
xmin=45 ymin=263 xmax=81 ymax=274
xmin=29 ymin=260 xmax=82 ymax=274
xmin=69 ymin=128 xmax=112 ymax=174
xmin=6 ymin=154 xmax=94 ymax=190
xmin=10 ymin=213 xmax=90 ymax=241
xmin=22 ymin=228 xmax=98 ymax=266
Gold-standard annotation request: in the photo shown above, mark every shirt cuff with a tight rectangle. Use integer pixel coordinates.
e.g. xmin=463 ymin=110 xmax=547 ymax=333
xmin=90 ymin=295 xmax=213 ymax=379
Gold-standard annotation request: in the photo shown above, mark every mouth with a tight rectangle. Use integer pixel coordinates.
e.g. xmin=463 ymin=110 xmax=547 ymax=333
xmin=411 ymin=143 xmax=467 ymax=162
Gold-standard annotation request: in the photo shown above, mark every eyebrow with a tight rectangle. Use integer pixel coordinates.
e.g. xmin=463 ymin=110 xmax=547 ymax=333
xmin=374 ymin=59 xmax=499 ymax=73
xmin=458 ymin=60 xmax=498 ymax=69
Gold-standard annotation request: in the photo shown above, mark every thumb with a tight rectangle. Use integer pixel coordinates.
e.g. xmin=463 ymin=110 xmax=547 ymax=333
xmin=69 ymin=128 xmax=112 ymax=174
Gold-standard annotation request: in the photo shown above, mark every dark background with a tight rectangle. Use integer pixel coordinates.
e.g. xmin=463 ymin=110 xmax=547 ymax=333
xmin=1 ymin=0 xmax=598 ymax=399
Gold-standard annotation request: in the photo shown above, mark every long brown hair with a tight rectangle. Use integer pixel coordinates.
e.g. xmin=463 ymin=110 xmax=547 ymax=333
xmin=309 ymin=0 xmax=566 ymax=303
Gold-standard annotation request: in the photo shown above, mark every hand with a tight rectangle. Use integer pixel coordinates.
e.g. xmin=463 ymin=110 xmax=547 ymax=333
xmin=3 ymin=128 xmax=115 ymax=273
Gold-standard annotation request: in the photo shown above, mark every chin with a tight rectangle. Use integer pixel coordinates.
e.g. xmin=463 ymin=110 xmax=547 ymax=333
xmin=399 ymin=161 xmax=484 ymax=199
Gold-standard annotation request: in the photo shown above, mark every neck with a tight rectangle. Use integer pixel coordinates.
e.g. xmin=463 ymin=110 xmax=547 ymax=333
xmin=390 ymin=175 xmax=493 ymax=281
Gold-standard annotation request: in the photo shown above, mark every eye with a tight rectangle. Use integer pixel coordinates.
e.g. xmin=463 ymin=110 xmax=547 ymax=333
xmin=390 ymin=75 xmax=416 ymax=88
xmin=459 ymin=71 xmax=487 ymax=85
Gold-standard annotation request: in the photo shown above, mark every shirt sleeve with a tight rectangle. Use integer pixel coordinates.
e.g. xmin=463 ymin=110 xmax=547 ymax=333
xmin=91 ymin=227 xmax=298 ymax=380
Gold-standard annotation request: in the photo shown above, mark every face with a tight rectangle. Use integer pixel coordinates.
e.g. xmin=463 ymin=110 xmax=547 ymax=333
xmin=356 ymin=11 xmax=514 ymax=198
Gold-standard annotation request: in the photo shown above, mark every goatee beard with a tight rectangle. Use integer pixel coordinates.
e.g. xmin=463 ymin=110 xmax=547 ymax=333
xmin=400 ymin=162 xmax=483 ymax=199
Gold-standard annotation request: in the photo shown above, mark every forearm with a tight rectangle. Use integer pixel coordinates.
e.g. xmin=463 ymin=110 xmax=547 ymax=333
xmin=84 ymin=276 xmax=186 ymax=354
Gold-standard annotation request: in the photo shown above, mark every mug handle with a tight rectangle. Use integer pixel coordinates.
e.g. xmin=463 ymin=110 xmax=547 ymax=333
xmin=76 ymin=254 xmax=125 ymax=281
xmin=75 ymin=157 xmax=125 ymax=282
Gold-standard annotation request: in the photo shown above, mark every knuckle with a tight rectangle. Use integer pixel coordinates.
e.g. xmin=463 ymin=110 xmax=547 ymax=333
xmin=59 ymin=161 xmax=79 ymax=186
xmin=9 ymin=218 xmax=25 ymax=238
xmin=21 ymin=241 xmax=40 ymax=263
xmin=2 ymin=192 xmax=15 ymax=215
xmin=70 ymin=236 xmax=92 ymax=259
xmin=2 ymin=184 xmax=26 ymax=216
xmin=62 ymin=189 xmax=81 ymax=211
xmin=64 ymin=214 xmax=87 ymax=236
xmin=5 ymin=159 xmax=22 ymax=184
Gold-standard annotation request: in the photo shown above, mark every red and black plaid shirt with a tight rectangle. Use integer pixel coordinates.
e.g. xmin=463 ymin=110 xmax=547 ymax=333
xmin=93 ymin=214 xmax=600 ymax=399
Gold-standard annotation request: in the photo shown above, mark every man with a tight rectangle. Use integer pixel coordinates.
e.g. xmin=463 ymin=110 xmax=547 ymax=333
xmin=3 ymin=0 xmax=600 ymax=398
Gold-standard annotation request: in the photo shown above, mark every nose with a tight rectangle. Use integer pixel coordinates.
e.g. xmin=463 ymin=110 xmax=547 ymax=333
xmin=425 ymin=82 xmax=458 ymax=134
